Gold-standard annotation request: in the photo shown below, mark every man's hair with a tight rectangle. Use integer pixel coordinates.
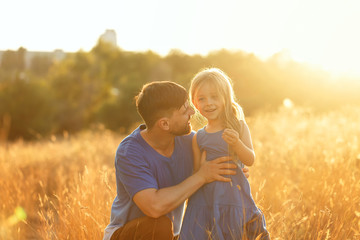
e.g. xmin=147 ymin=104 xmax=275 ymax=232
xmin=135 ymin=81 xmax=188 ymax=129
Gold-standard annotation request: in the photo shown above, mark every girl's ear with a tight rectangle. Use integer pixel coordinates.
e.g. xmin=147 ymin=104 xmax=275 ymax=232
xmin=158 ymin=117 xmax=170 ymax=131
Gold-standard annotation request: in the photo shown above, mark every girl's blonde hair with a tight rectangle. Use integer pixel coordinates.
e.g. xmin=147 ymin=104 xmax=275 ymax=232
xmin=190 ymin=68 xmax=245 ymax=136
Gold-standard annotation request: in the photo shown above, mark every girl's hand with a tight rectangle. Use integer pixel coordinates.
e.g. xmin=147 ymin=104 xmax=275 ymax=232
xmin=222 ymin=128 xmax=240 ymax=147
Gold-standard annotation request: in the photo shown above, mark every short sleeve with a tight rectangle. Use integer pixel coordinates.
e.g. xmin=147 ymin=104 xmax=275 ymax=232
xmin=115 ymin=140 xmax=158 ymax=198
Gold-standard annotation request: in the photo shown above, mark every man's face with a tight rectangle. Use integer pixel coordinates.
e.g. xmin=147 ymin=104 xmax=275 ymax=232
xmin=169 ymin=100 xmax=195 ymax=136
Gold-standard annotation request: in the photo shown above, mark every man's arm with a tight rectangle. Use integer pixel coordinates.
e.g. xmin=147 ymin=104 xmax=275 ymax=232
xmin=133 ymin=156 xmax=236 ymax=218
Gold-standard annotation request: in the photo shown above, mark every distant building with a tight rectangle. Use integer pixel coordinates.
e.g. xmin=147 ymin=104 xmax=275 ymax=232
xmin=25 ymin=49 xmax=66 ymax=68
xmin=99 ymin=29 xmax=117 ymax=47
xmin=0 ymin=49 xmax=67 ymax=69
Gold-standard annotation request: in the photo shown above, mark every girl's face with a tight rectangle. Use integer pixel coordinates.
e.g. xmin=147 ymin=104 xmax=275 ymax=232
xmin=193 ymin=83 xmax=224 ymax=122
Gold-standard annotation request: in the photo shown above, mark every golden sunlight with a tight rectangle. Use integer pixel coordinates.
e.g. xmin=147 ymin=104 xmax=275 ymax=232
xmin=2 ymin=0 xmax=360 ymax=78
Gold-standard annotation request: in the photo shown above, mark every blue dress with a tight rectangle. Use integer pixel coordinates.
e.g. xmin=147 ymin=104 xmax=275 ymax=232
xmin=180 ymin=127 xmax=268 ymax=240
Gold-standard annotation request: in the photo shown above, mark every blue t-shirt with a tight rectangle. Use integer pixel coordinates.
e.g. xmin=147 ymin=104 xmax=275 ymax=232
xmin=103 ymin=125 xmax=194 ymax=240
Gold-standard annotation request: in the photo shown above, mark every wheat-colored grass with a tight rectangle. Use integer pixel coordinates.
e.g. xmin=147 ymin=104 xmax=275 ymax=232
xmin=1 ymin=106 xmax=360 ymax=239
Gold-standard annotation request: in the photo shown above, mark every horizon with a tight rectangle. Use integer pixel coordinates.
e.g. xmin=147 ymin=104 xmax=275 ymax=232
xmin=2 ymin=0 xmax=360 ymax=77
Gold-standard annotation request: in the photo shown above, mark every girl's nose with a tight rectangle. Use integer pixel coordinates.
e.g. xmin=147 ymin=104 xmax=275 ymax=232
xmin=206 ymin=99 xmax=213 ymax=106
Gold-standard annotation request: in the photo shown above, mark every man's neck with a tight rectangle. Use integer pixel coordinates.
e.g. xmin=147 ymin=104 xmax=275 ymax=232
xmin=141 ymin=128 xmax=175 ymax=158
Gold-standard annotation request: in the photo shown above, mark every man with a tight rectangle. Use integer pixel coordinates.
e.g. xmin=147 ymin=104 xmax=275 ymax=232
xmin=103 ymin=81 xmax=241 ymax=240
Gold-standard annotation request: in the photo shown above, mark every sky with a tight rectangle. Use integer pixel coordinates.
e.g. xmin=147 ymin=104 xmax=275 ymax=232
xmin=1 ymin=0 xmax=360 ymax=77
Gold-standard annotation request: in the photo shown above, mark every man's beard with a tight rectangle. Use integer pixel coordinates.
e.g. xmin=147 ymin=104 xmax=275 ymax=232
xmin=170 ymin=122 xmax=192 ymax=136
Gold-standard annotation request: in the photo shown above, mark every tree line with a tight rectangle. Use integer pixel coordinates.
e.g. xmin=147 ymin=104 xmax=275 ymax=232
xmin=1 ymin=40 xmax=359 ymax=141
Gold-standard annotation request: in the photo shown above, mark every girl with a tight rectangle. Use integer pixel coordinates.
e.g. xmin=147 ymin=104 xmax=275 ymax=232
xmin=180 ymin=68 xmax=270 ymax=240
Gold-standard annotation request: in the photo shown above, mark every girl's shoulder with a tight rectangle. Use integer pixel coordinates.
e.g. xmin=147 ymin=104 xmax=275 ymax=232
xmin=194 ymin=127 xmax=205 ymax=141
xmin=196 ymin=126 xmax=207 ymax=134
xmin=238 ymin=119 xmax=247 ymax=137
xmin=195 ymin=127 xmax=208 ymax=145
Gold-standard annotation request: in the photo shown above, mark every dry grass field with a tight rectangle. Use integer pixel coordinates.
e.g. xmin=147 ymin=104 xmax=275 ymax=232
xmin=1 ymin=106 xmax=360 ymax=240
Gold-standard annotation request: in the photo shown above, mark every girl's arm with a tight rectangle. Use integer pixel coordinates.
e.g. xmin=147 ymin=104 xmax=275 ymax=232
xmin=222 ymin=122 xmax=255 ymax=166
xmin=192 ymin=133 xmax=202 ymax=172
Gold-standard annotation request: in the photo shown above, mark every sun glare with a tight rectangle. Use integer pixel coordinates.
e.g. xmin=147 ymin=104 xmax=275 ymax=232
xmin=288 ymin=43 xmax=360 ymax=78
xmin=1 ymin=0 xmax=360 ymax=78
xmin=283 ymin=98 xmax=294 ymax=109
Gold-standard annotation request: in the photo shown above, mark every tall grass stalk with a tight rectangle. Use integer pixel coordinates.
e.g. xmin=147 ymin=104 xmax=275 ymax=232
xmin=1 ymin=107 xmax=360 ymax=239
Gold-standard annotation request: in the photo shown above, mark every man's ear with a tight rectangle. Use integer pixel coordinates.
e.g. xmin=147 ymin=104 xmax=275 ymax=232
xmin=158 ymin=117 xmax=170 ymax=131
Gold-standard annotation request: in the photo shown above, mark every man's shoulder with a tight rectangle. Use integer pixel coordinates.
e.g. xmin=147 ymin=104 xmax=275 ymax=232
xmin=117 ymin=126 xmax=143 ymax=154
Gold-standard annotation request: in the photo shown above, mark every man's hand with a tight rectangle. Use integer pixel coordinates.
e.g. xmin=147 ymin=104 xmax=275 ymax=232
xmin=195 ymin=151 xmax=237 ymax=183
xmin=242 ymin=166 xmax=250 ymax=178
xmin=133 ymin=152 xmax=237 ymax=218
